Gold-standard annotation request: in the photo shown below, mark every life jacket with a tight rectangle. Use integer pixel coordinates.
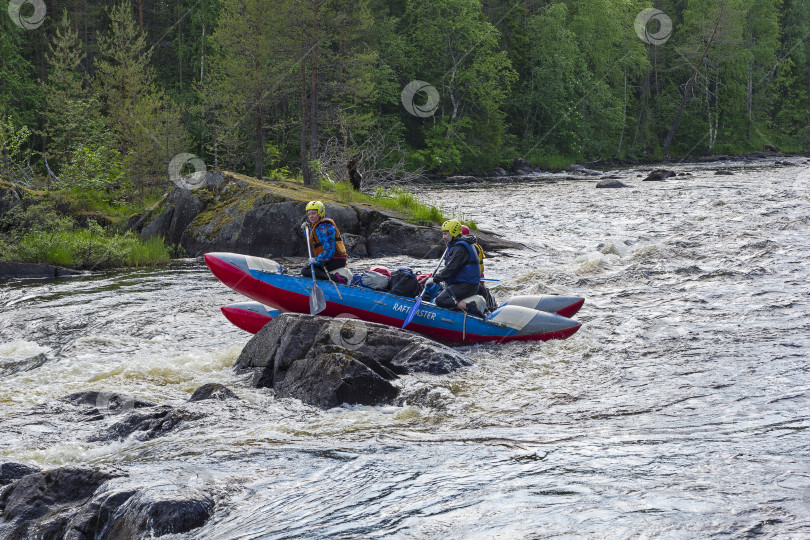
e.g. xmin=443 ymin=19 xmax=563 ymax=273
xmin=309 ymin=218 xmax=348 ymax=259
xmin=473 ymin=242 xmax=485 ymax=276
xmin=444 ymin=239 xmax=480 ymax=285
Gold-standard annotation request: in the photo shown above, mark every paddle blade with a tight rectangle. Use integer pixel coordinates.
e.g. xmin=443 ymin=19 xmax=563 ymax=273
xmin=402 ymin=294 xmax=423 ymax=328
xmin=309 ymin=284 xmax=326 ymax=315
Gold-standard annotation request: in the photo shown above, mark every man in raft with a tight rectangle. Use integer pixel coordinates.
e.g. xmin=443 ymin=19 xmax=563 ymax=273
xmin=461 ymin=224 xmax=498 ymax=312
xmin=301 ymin=200 xmax=348 ymax=280
xmin=424 ymin=219 xmax=485 ymax=316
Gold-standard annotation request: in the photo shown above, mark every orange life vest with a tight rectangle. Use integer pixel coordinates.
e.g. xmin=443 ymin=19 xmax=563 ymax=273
xmin=309 ymin=218 xmax=348 ymax=259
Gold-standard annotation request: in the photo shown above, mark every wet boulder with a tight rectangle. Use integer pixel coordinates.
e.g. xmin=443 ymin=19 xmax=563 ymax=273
xmin=61 ymin=391 xmax=155 ymax=410
xmin=596 ymin=178 xmax=629 ymax=188
xmin=0 ymin=262 xmax=82 ymax=279
xmin=0 ymin=463 xmax=40 ymax=486
xmin=643 ymin=169 xmax=677 ymax=181
xmin=102 ymin=486 xmax=214 ymax=538
xmin=566 ymin=164 xmax=603 ymax=176
xmin=234 ymin=313 xmax=470 ymax=408
xmin=0 ymin=352 xmax=48 ymax=377
xmin=89 ymin=405 xmax=201 ymax=442
xmin=0 ymin=466 xmax=122 ymax=539
xmin=189 ymin=383 xmax=239 ymax=402
xmin=0 ymin=466 xmax=214 ymax=539
xmin=341 ymin=232 xmax=368 ymax=257
xmin=715 ymin=169 xmax=734 ymax=175
xmin=59 ymin=391 xmax=156 ymax=422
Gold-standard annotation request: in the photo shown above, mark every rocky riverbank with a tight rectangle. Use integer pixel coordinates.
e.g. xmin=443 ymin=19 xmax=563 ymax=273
xmin=128 ymin=172 xmax=522 ymax=259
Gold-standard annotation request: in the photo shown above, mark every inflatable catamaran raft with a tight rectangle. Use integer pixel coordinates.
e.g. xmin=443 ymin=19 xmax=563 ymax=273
xmin=205 ymin=252 xmax=584 ymax=344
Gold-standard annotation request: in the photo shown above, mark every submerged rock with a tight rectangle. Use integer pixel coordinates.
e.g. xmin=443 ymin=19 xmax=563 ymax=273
xmin=234 ymin=313 xmax=470 ymax=408
xmin=0 ymin=352 xmax=48 ymax=377
xmin=443 ymin=175 xmax=480 ymax=184
xmin=59 ymin=391 xmax=156 ymax=423
xmin=89 ymin=405 xmax=201 ymax=442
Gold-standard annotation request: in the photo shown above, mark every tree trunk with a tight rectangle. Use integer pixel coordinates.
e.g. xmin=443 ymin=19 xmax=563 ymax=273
xmin=631 ymin=65 xmax=651 ymax=153
xmin=301 ymin=61 xmax=312 ymax=185
xmin=177 ymin=0 xmax=183 ymax=89
xmin=663 ymin=13 xmax=722 ymax=156
xmin=137 ymin=0 xmax=143 ymax=29
xmin=200 ymin=25 xmax=205 ymax=83
xmin=615 ymin=71 xmax=627 ymax=158
xmin=309 ymin=0 xmax=320 ymax=165
xmin=255 ymin=91 xmax=263 ymax=178
xmin=746 ymin=60 xmax=753 ymax=141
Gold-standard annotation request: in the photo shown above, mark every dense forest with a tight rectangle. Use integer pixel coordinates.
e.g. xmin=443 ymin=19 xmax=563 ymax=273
xmin=1 ymin=0 xmax=809 ymax=196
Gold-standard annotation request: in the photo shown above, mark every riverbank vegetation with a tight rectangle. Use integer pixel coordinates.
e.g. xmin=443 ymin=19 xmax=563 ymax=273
xmin=0 ymin=0 xmax=805 ymax=266
xmin=0 ymin=197 xmax=172 ymax=269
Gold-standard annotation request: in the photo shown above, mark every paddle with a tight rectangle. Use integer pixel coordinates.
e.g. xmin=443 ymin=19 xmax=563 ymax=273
xmin=402 ymin=246 xmax=448 ymax=329
xmin=304 ymin=225 xmax=326 ymax=315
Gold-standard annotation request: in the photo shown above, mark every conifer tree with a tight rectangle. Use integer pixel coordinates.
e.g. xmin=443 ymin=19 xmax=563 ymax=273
xmin=0 ymin=6 xmax=39 ymax=130
xmin=208 ymin=0 xmax=287 ymax=178
xmin=41 ymin=10 xmax=105 ymax=171
xmin=95 ymin=1 xmax=187 ymax=194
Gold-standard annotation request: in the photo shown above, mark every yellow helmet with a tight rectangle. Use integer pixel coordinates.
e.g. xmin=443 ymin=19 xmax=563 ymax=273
xmin=306 ymin=200 xmax=325 ymax=218
xmin=441 ymin=219 xmax=462 ymax=237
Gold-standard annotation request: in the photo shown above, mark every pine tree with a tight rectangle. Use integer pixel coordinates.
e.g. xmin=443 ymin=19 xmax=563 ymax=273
xmin=0 ymin=5 xmax=39 ymax=130
xmin=41 ymin=10 xmax=105 ymax=171
xmin=208 ymin=0 xmax=287 ymax=178
xmin=95 ymin=1 xmax=187 ymax=194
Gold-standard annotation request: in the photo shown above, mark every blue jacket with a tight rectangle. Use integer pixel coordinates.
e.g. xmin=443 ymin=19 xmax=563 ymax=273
xmin=433 ymin=236 xmax=480 ymax=285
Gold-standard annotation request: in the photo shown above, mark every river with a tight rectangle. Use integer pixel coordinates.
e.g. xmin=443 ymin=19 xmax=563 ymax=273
xmin=1 ymin=158 xmax=809 ymax=537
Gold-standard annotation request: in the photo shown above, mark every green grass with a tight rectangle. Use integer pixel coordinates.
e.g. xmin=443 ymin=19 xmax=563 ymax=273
xmin=3 ymin=220 xmax=170 ymax=269
xmin=52 ymin=188 xmax=164 ymax=229
xmin=318 ymin=179 xmax=476 ymax=229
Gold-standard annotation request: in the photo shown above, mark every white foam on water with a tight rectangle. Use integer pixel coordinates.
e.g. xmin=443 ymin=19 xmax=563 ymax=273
xmin=0 ymin=339 xmax=51 ymax=360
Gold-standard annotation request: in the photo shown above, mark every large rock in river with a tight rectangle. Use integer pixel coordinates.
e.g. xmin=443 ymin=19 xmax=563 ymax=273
xmin=0 ymin=466 xmax=214 ymax=539
xmin=234 ymin=313 xmax=470 ymax=408
xmin=0 ymin=466 xmax=122 ymax=539
xmin=134 ymin=172 xmax=521 ymax=259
